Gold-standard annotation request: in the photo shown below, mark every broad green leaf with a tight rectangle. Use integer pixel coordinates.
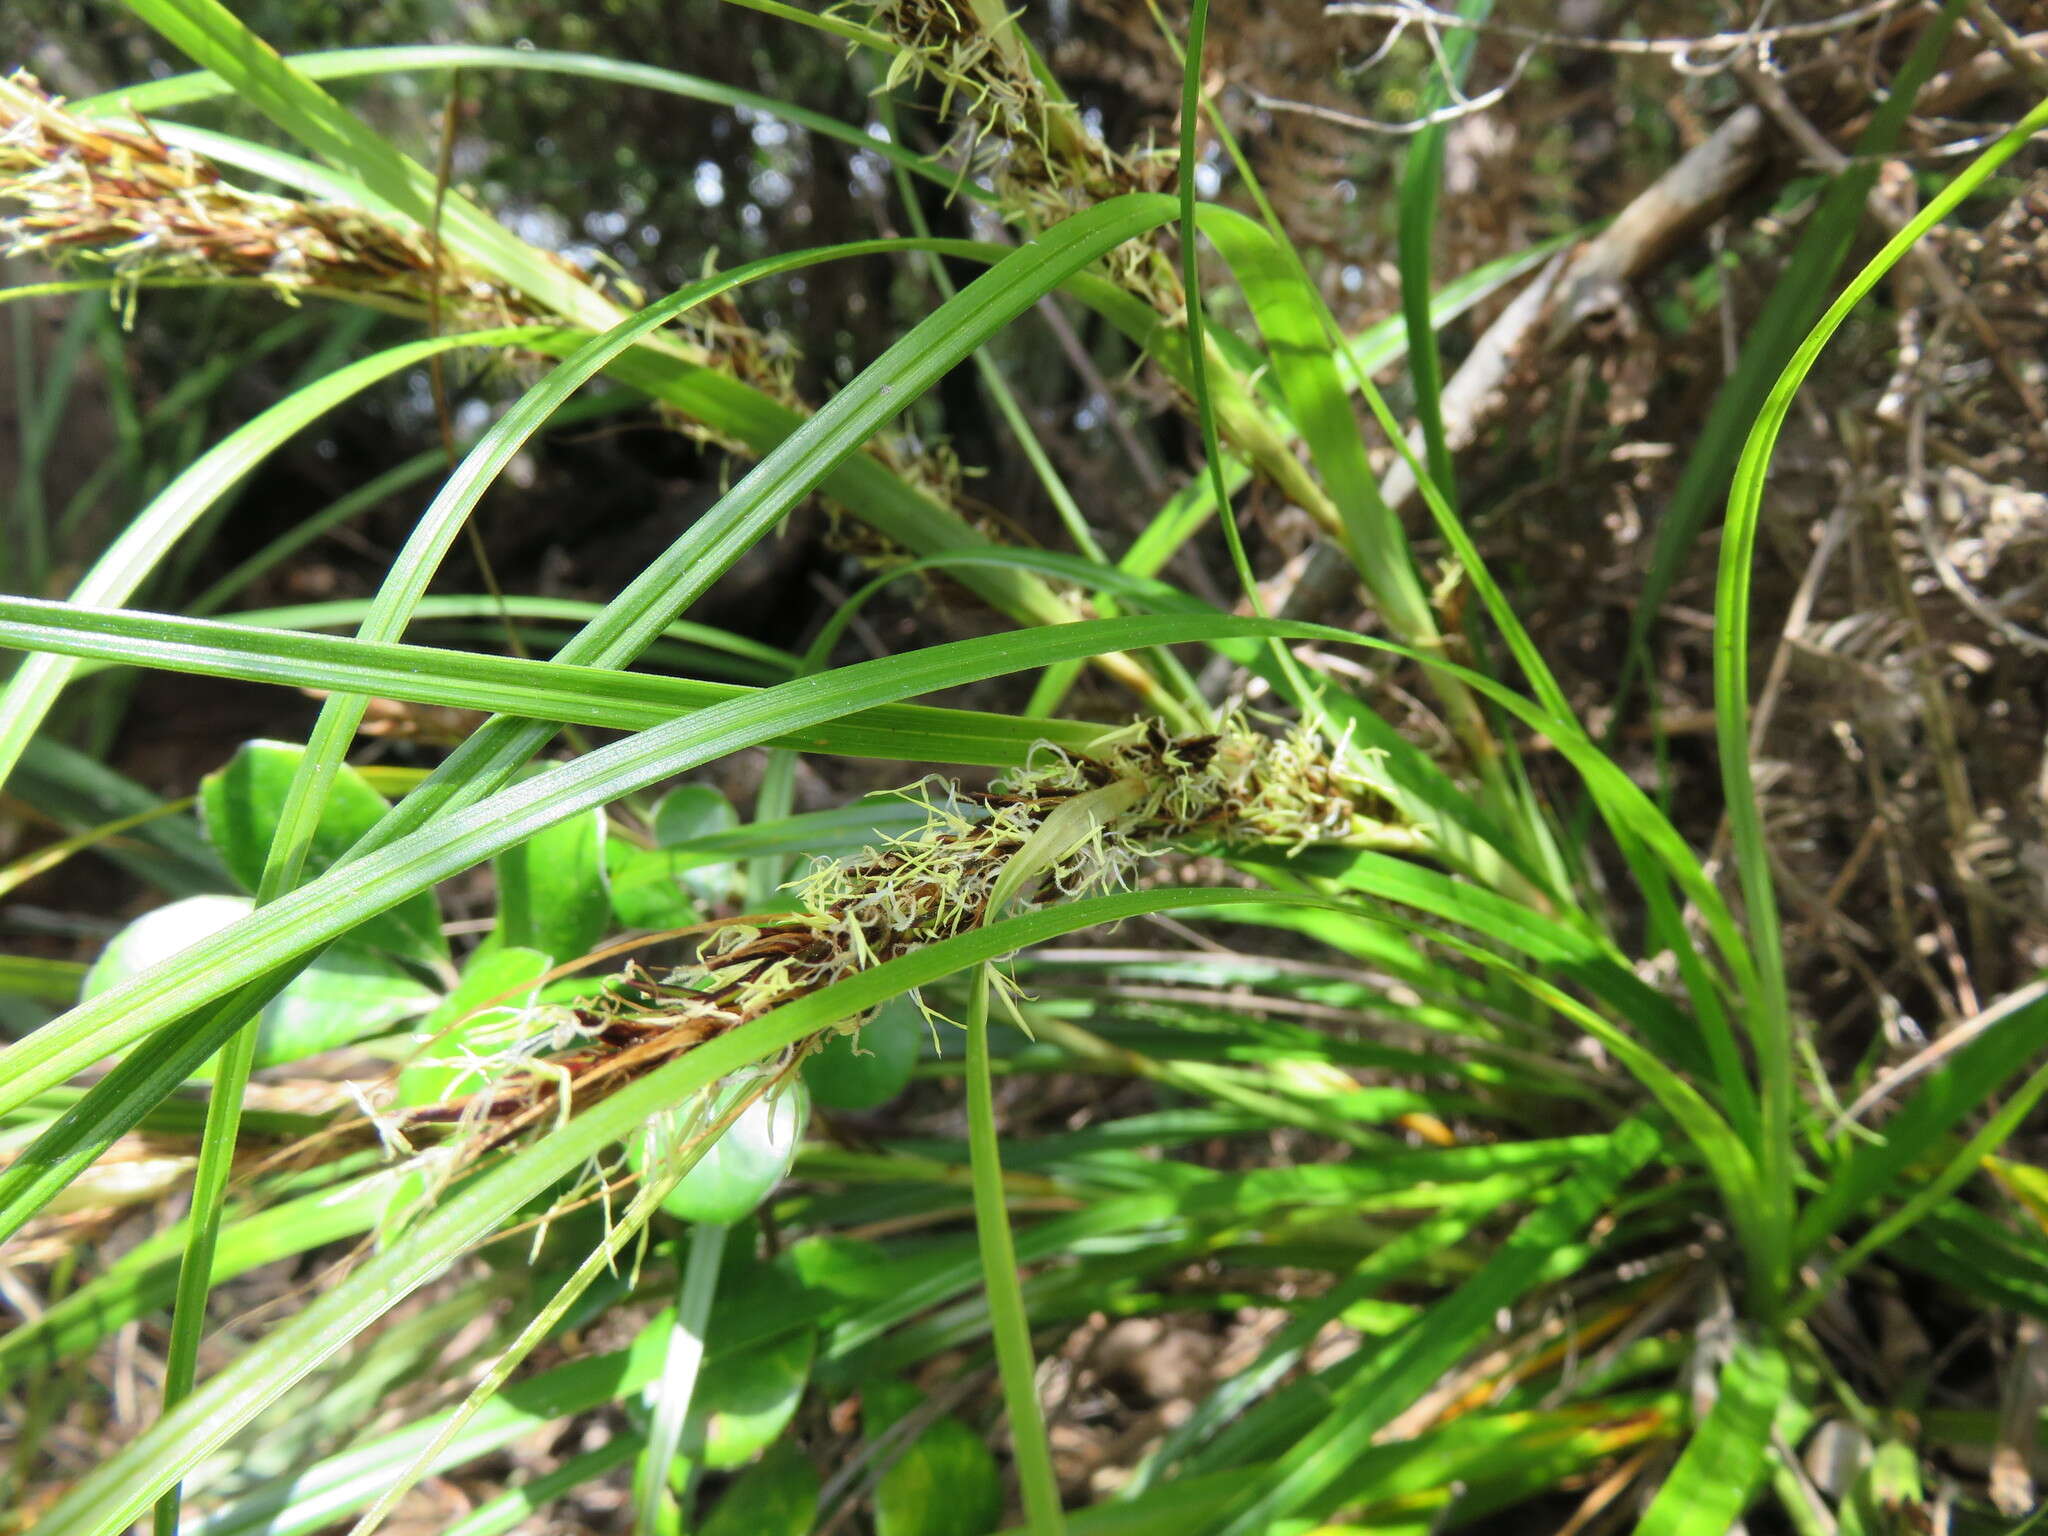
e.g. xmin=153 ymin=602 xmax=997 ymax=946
xmin=84 ymin=896 xmax=434 ymax=1076
xmin=493 ymin=804 xmax=609 ymax=964
xmin=698 ymin=1325 xmax=813 ymax=1469
xmin=201 ymin=740 xmax=447 ymax=964
xmin=866 ymin=1379 xmax=1004 ymax=1536
xmin=699 ymin=1437 xmax=820 ymax=1536
xmin=215 ymin=949 xmax=435 ymax=1072
xmin=804 ymin=995 xmax=925 ymax=1110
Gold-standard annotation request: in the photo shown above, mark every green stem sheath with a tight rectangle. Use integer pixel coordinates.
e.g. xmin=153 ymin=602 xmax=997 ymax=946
xmin=635 ymin=1220 xmax=728 ymax=1535
xmin=965 ymin=964 xmax=1066 ymax=1535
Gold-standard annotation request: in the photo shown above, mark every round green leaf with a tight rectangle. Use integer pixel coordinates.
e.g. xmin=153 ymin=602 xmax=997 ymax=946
xmin=492 ymin=801 xmax=610 ymax=963
xmin=699 ymin=1436 xmax=819 ymax=1536
xmin=864 ymin=1379 xmax=1003 ymax=1536
xmin=84 ymin=897 xmax=435 ymax=1076
xmin=802 ymin=995 xmax=924 ymax=1110
xmin=629 ymin=1074 xmax=810 ymax=1227
xmin=696 ymin=1325 xmax=813 ymax=1470
xmin=604 ymin=839 xmax=705 ymax=931
xmin=199 ymin=740 xmax=448 ymax=964
xmin=653 ymin=783 xmax=740 ymax=907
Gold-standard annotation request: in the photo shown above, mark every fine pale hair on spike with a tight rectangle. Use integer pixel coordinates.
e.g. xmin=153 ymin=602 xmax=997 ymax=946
xmin=391 ymin=717 xmax=1424 ymax=1176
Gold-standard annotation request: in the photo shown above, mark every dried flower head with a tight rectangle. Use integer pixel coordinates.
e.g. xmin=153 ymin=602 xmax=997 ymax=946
xmin=0 ymin=72 xmax=544 ymax=325
xmin=855 ymin=0 xmax=1178 ymax=293
xmin=396 ymin=716 xmax=1421 ymax=1148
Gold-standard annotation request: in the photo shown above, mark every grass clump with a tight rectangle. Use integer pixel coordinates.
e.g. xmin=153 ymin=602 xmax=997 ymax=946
xmin=2 ymin=4 xmax=2047 ymax=1535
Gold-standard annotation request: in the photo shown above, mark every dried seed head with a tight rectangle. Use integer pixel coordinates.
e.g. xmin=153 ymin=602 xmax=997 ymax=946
xmin=389 ymin=715 xmax=1420 ymax=1160
xmin=857 ymin=1 xmax=1179 ymax=296
xmin=648 ymin=715 xmax=1407 ymax=1044
xmin=0 ymin=72 xmax=544 ymax=325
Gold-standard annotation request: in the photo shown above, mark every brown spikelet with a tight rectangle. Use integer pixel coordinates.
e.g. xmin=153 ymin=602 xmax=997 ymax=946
xmin=0 ymin=71 xmax=543 ymax=326
xmin=386 ymin=716 xmax=1424 ymax=1152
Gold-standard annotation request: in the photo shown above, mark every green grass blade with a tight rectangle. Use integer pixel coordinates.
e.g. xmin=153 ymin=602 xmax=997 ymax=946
xmin=1799 ymin=988 xmax=2048 ymax=1256
xmin=0 ymin=328 xmax=547 ymax=798
xmin=0 ymin=1164 xmax=396 ymax=1385
xmin=1634 ymin=1338 xmax=1791 ymax=1536
xmin=25 ymin=884 xmax=1364 ymax=1536
xmin=1206 ymin=1119 xmax=1661 ymax=1533
xmin=1714 ymin=87 xmax=2048 ymax=1314
xmin=0 ymin=193 xmax=1191 ymax=1246
xmin=965 ymin=966 xmax=1066 ymax=1535
xmin=1174 ymin=0 xmax=1261 ymax=615
xmin=1793 ymin=1058 xmax=2048 ymax=1321
xmin=326 ymin=193 xmax=1177 ymax=851
xmin=1198 ymin=206 xmax=1433 ymax=639
xmin=221 ymin=595 xmax=797 ymax=676
xmin=1128 ymin=1172 xmax=1541 ymax=1490
xmin=1395 ymin=0 xmax=1488 ymax=502
xmin=0 ymin=596 xmax=1103 ymax=765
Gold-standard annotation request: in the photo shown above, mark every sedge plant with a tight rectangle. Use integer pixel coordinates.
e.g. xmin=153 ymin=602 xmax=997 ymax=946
xmin=0 ymin=4 xmax=2045 ymax=1534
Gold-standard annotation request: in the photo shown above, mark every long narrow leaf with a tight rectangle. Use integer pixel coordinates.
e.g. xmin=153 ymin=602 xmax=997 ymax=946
xmin=27 ymin=884 xmax=1370 ymax=1536
xmin=0 ymin=329 xmax=548 ymax=797
xmin=74 ymin=44 xmax=978 ymax=200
